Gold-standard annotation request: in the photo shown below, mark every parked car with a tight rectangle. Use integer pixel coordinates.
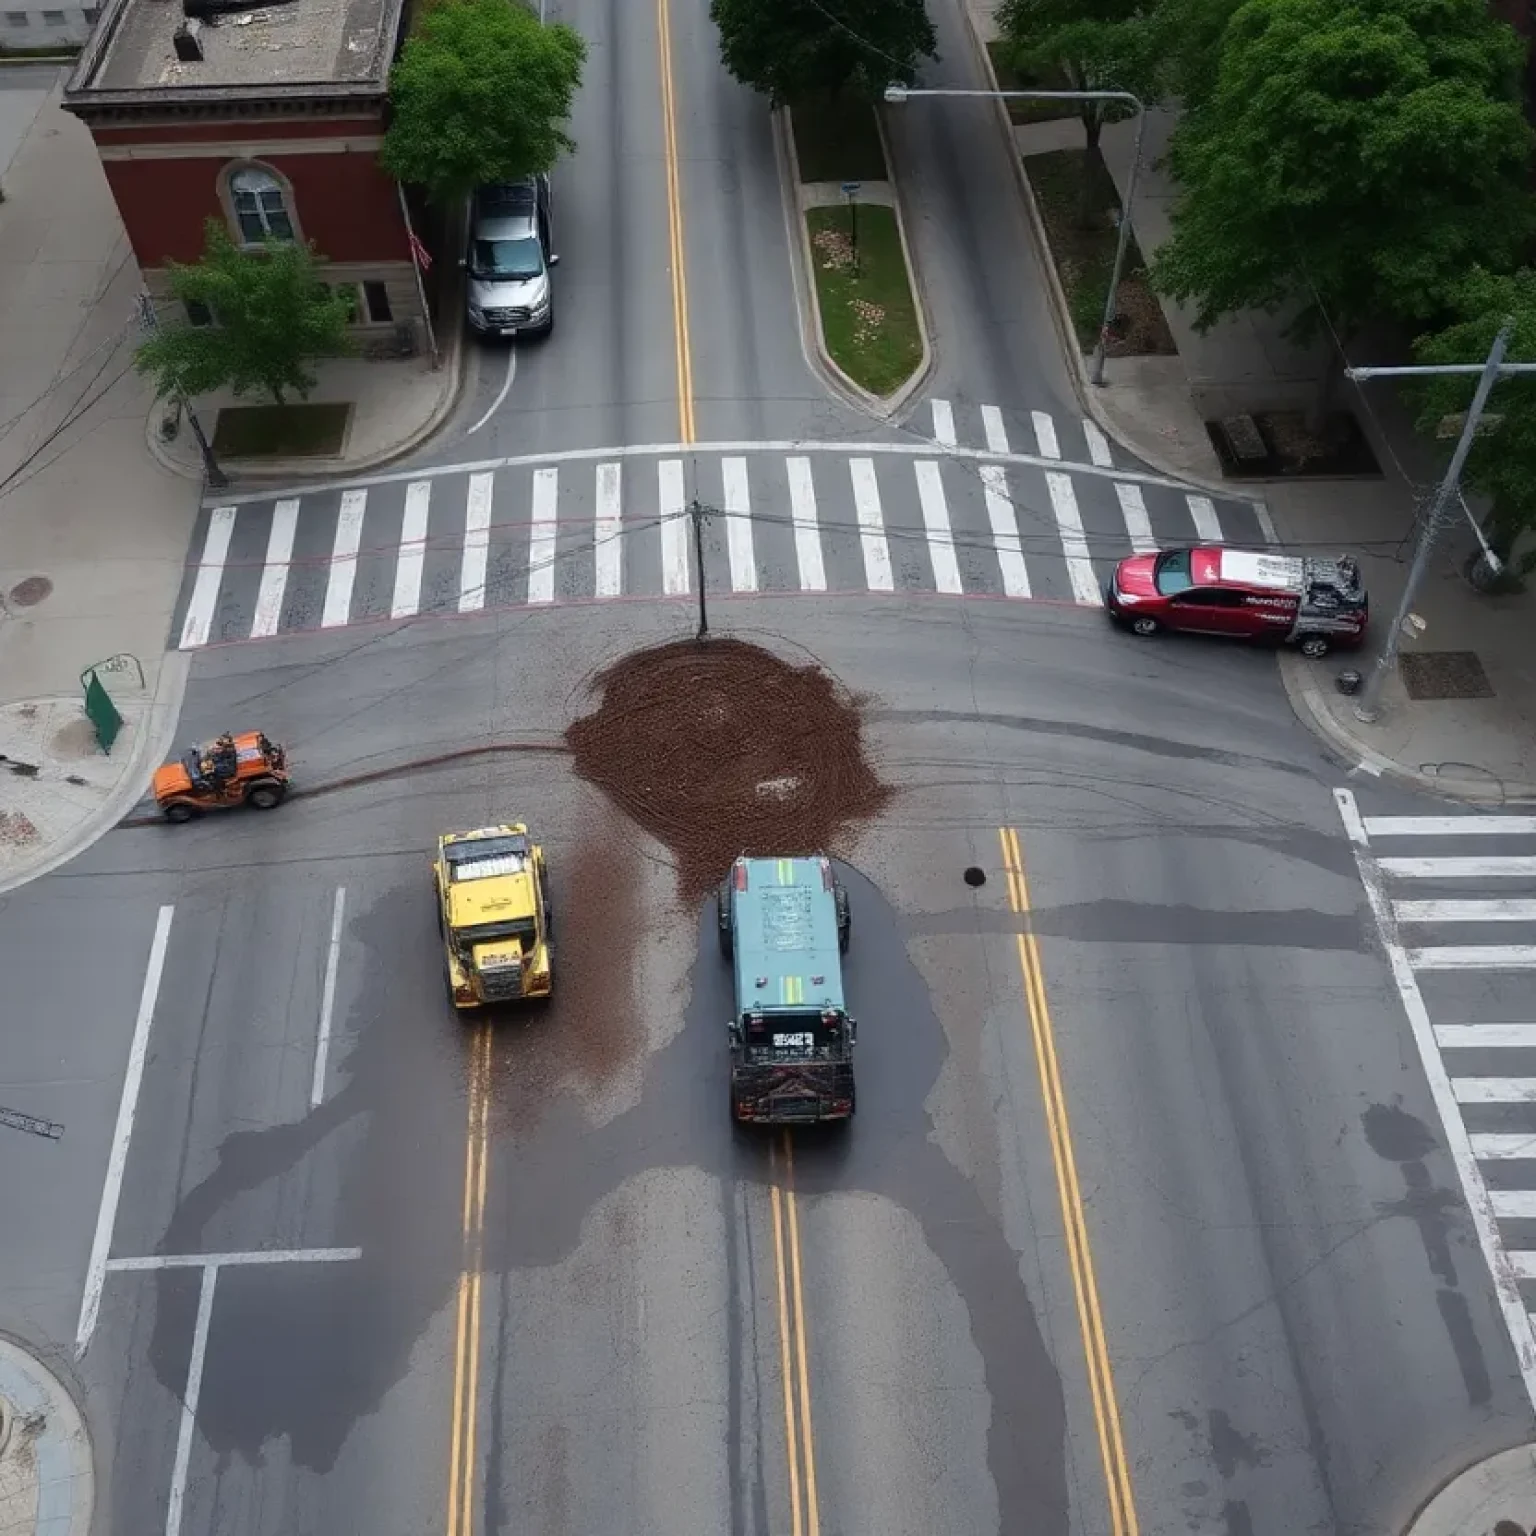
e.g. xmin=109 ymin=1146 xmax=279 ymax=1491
xmin=463 ymin=175 xmax=557 ymax=339
xmin=1105 ymin=546 xmax=1368 ymax=658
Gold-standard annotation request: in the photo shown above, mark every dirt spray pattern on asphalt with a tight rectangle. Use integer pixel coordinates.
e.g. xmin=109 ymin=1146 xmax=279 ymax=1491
xmin=563 ymin=637 xmax=893 ymax=902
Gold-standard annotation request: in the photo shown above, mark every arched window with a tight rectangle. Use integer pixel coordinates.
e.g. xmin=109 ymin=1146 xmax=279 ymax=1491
xmin=227 ymin=165 xmax=295 ymax=244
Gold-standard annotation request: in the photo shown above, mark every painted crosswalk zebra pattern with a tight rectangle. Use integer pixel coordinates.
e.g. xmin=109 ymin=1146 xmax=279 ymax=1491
xmin=174 ymin=429 xmax=1270 ymax=650
xmin=1338 ymin=792 xmax=1536 ymax=1407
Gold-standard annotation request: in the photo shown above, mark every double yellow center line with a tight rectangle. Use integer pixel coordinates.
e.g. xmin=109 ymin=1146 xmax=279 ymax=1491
xmin=656 ymin=0 xmax=696 ymax=445
xmin=999 ymin=828 xmax=1140 ymax=1536
xmin=446 ymin=1023 xmax=492 ymax=1536
xmin=769 ymin=1134 xmax=821 ymax=1536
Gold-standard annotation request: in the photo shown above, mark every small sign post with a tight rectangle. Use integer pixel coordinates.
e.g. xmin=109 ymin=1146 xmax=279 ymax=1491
xmin=840 ymin=181 xmax=862 ymax=279
xmin=79 ymin=654 xmax=141 ymax=756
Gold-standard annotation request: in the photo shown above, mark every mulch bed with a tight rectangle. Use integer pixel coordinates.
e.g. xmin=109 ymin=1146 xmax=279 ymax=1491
xmin=211 ymin=402 xmax=351 ymax=459
xmin=1205 ymin=411 xmax=1382 ymax=480
xmin=564 ymin=638 xmax=892 ymax=903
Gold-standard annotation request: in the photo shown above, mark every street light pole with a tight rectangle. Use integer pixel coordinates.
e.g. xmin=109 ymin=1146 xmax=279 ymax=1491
xmin=690 ymin=499 xmax=711 ymax=640
xmin=1346 ymin=323 xmax=1531 ymax=723
xmin=884 ymin=84 xmax=1146 ymax=386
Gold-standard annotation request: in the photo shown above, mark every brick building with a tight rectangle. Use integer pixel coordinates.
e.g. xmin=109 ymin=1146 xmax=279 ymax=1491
xmin=61 ymin=0 xmax=431 ymax=344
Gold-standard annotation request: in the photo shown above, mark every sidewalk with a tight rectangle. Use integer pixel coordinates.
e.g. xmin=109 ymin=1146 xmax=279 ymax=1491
xmin=964 ymin=1 xmax=1536 ymax=805
xmin=1404 ymin=1444 xmax=1536 ymax=1536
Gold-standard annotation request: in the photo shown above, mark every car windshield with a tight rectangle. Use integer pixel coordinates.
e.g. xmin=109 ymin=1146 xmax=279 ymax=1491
xmin=471 ymin=237 xmax=543 ymax=280
xmin=1154 ymin=550 xmax=1195 ymax=595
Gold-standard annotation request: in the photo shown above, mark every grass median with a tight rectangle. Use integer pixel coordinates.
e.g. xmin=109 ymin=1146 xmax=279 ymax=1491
xmin=805 ymin=204 xmax=923 ymax=399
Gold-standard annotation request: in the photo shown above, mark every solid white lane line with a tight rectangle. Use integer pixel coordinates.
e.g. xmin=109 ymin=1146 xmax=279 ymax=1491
xmin=1382 ymin=856 xmax=1536 ymax=880
xmin=931 ymin=398 xmax=956 ymax=448
xmin=849 ymin=458 xmax=893 ymax=592
xmin=1186 ymin=494 xmax=1224 ymax=543
xmin=915 ymin=461 xmax=963 ymax=595
xmin=466 ymin=344 xmax=517 ymax=436
xmin=595 ymin=462 xmax=623 ymax=598
xmin=107 ymin=1247 xmax=363 ymax=1272
xmin=1453 ymin=1078 xmax=1536 ymax=1104
xmin=1083 ymin=419 xmax=1113 ymax=468
xmin=658 ymin=459 xmax=689 ymax=595
xmin=1334 ymin=787 xmax=1536 ymax=1412
xmin=321 ymin=489 xmax=366 ymax=628
xmin=1396 ymin=899 xmax=1536 ymax=923
xmin=1031 ymin=410 xmax=1059 ymax=459
xmin=77 ymin=905 xmax=174 ymax=1358
xmin=390 ymin=482 xmax=431 ymax=619
xmin=981 ymin=405 xmax=1009 ymax=455
xmin=1409 ymin=946 xmax=1536 ymax=970
xmin=1113 ymin=482 xmax=1156 ymax=555
xmin=980 ymin=463 xmax=1029 ymax=598
xmin=165 ymin=1263 xmax=217 ymax=1536
xmin=460 ymin=473 xmax=493 ymax=612
xmin=250 ymin=499 xmax=299 ymax=639
xmin=310 ymin=887 xmax=347 ymax=1109
xmin=179 ymin=507 xmax=236 ymax=649
xmin=1364 ymin=816 xmax=1536 ymax=838
xmin=1046 ymin=471 xmax=1101 ymax=606
xmin=1437 ymin=1025 xmax=1536 ymax=1049
xmin=722 ymin=456 xmax=756 ymax=593
xmin=1469 ymin=1134 xmax=1536 ymax=1160
xmin=1492 ymin=1192 xmax=1536 ymax=1219
xmin=786 ymin=457 xmax=826 ymax=593
xmin=528 ymin=467 xmax=558 ymax=604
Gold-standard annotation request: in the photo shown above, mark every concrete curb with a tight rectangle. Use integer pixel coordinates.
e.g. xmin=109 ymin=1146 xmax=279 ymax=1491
xmin=774 ymin=106 xmax=935 ymax=422
xmin=1277 ymin=650 xmax=1536 ymax=807
xmin=0 ymin=1336 xmax=93 ymax=1536
xmin=1402 ymin=1442 xmax=1536 ymax=1536
xmin=143 ymin=317 xmax=469 ymax=488
xmin=958 ymin=4 xmax=1258 ymax=504
xmin=0 ymin=650 xmax=190 ymax=895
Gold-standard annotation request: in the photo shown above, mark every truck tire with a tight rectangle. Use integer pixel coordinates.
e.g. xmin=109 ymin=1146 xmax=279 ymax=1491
xmin=835 ymin=884 xmax=851 ymax=954
xmin=1298 ymin=634 xmax=1331 ymax=659
xmin=164 ymin=801 xmax=196 ymax=824
xmin=246 ymin=780 xmax=284 ymax=810
xmin=717 ymin=883 xmax=733 ymax=959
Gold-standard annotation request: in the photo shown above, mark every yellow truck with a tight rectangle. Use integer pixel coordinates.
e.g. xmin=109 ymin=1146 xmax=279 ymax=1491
xmin=432 ymin=824 xmax=554 ymax=1008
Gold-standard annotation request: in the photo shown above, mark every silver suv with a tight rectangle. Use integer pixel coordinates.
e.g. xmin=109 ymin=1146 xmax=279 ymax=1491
xmin=463 ymin=175 xmax=557 ymax=339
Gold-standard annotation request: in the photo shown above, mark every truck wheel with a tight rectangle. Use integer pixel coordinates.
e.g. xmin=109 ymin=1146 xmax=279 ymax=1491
xmin=1131 ymin=616 xmax=1160 ymax=637
xmin=835 ymin=884 xmax=851 ymax=954
xmin=246 ymin=780 xmax=284 ymax=809
xmin=163 ymin=802 xmax=196 ymax=824
xmin=1298 ymin=634 xmax=1331 ymax=659
xmin=717 ymin=883 xmax=733 ymax=959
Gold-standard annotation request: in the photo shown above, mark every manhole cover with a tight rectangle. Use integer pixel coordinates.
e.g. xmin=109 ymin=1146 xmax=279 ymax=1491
xmin=1400 ymin=650 xmax=1494 ymax=701
xmin=963 ymin=866 xmax=986 ymax=887
xmin=7 ymin=575 xmax=52 ymax=608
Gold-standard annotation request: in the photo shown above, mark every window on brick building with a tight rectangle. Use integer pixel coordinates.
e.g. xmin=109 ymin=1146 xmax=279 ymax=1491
xmin=362 ymin=281 xmax=393 ymax=323
xmin=42 ymin=9 xmax=65 ymax=20
xmin=3 ymin=12 xmax=29 ymax=24
xmin=228 ymin=166 xmax=295 ymax=243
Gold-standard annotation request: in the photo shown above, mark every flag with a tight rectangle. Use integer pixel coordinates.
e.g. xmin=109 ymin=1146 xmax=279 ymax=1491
xmin=409 ymin=230 xmax=433 ymax=272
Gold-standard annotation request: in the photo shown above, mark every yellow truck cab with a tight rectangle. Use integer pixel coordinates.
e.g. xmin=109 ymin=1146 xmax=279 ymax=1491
xmin=432 ymin=824 xmax=553 ymax=1008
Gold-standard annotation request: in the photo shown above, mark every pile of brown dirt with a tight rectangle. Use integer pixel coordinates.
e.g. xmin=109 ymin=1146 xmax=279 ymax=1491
xmin=564 ymin=638 xmax=892 ymax=902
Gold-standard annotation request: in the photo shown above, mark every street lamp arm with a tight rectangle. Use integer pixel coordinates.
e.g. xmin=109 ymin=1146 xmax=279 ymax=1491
xmin=1347 ymin=363 xmax=1536 ymax=380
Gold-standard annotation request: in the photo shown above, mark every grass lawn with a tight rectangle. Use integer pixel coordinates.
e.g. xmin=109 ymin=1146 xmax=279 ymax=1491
xmin=1025 ymin=146 xmax=1175 ymax=356
xmin=211 ymin=402 xmax=351 ymax=458
xmin=805 ymin=204 xmax=922 ymax=398
xmin=984 ymin=41 xmax=1078 ymax=125
xmin=790 ymin=93 xmax=888 ymax=183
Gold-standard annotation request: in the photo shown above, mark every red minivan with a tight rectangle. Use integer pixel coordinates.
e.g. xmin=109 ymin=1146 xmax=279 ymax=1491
xmin=1105 ymin=547 xmax=1367 ymax=658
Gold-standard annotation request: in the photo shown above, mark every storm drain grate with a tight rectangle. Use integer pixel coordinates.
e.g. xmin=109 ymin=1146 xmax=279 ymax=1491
xmin=1400 ymin=650 xmax=1494 ymax=701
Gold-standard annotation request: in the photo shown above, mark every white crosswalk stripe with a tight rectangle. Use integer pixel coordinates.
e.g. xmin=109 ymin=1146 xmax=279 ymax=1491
xmin=1083 ymin=419 xmax=1113 ymax=468
xmin=931 ymin=398 xmax=957 ymax=448
xmin=1186 ymin=494 xmax=1224 ymax=543
xmin=172 ymin=421 xmax=1273 ymax=647
xmin=1339 ymin=790 xmax=1536 ymax=1409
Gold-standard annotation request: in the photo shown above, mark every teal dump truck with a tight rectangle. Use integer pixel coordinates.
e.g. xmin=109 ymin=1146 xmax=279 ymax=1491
xmin=717 ymin=854 xmax=857 ymax=1124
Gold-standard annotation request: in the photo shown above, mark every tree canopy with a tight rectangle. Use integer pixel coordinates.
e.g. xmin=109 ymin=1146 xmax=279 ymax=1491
xmin=381 ymin=0 xmax=587 ymax=204
xmin=709 ymin=0 xmax=937 ymax=104
xmin=1150 ymin=0 xmax=1533 ymax=342
xmin=134 ymin=221 xmax=354 ymax=407
xmin=1412 ymin=268 xmax=1536 ymax=572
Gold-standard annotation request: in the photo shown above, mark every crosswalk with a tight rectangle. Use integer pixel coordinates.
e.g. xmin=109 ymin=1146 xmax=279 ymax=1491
xmin=174 ymin=408 xmax=1271 ymax=649
xmin=1337 ymin=791 xmax=1536 ymax=1405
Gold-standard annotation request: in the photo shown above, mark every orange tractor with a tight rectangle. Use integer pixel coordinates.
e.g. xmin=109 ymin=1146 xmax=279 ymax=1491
xmin=153 ymin=731 xmax=291 ymax=823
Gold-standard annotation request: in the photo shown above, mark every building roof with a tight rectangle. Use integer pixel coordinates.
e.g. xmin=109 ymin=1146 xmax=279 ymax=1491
xmin=732 ymin=857 xmax=845 ymax=1016
xmin=65 ymin=0 xmax=407 ymax=114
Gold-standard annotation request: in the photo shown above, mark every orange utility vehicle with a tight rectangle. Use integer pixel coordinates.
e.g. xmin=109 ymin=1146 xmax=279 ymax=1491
xmin=153 ymin=731 xmax=290 ymax=822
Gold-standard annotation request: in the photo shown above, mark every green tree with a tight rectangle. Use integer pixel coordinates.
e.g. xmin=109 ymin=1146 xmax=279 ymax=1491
xmin=1412 ymin=267 xmax=1536 ymax=576
xmin=134 ymin=221 xmax=355 ymax=407
xmin=708 ymin=0 xmax=937 ymax=104
xmin=381 ymin=0 xmax=586 ymax=204
xmin=1151 ymin=0 xmax=1533 ymax=351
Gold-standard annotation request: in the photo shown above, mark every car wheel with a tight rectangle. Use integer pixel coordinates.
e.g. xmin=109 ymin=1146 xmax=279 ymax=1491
xmin=1299 ymin=635 xmax=1331 ymax=659
xmin=1131 ymin=616 xmax=1160 ymax=637
xmin=163 ymin=802 xmax=196 ymax=824
xmin=246 ymin=781 xmax=284 ymax=809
